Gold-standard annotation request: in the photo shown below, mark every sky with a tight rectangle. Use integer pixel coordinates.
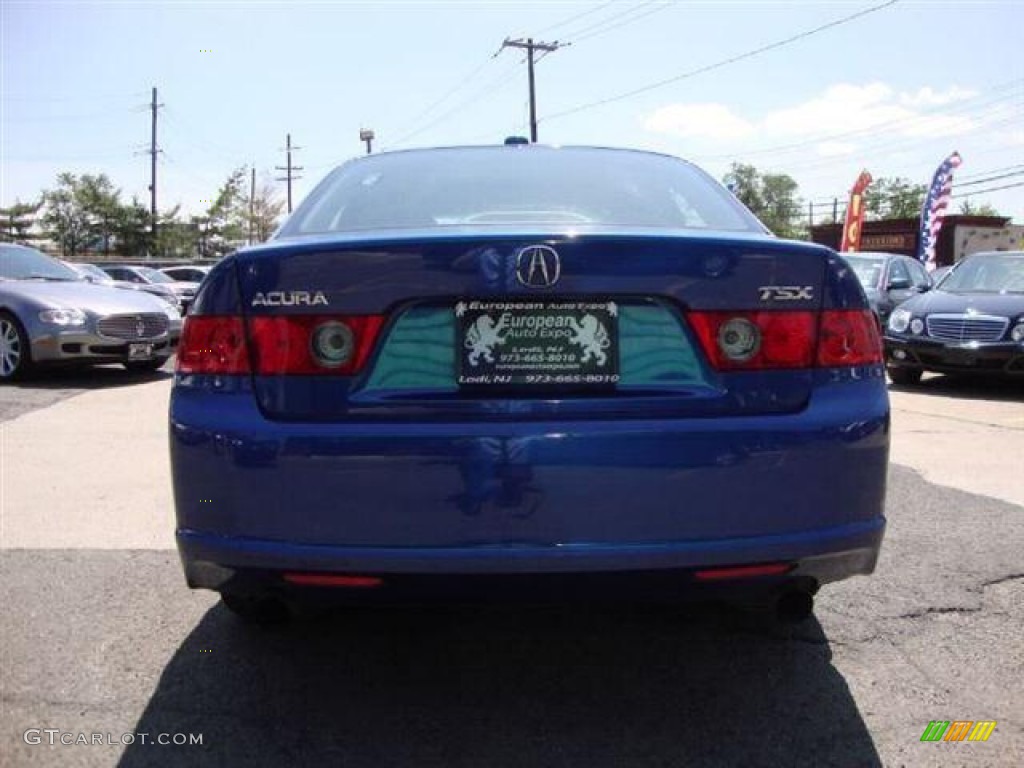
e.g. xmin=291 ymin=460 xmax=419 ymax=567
xmin=2 ymin=0 xmax=1022 ymax=227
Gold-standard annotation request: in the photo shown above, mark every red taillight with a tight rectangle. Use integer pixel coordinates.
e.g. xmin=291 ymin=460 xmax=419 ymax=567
xmin=282 ymin=573 xmax=383 ymax=588
xmin=817 ymin=309 xmax=883 ymax=366
xmin=694 ymin=563 xmax=793 ymax=581
xmin=176 ymin=316 xmax=250 ymax=374
xmin=688 ymin=309 xmax=883 ymax=370
xmin=247 ymin=315 xmax=384 ymax=375
xmin=688 ymin=311 xmax=816 ymax=370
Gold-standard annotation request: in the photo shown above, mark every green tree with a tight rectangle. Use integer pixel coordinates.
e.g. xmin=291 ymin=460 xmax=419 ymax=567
xmin=40 ymin=173 xmax=125 ymax=257
xmin=41 ymin=173 xmax=91 ymax=257
xmin=76 ymin=174 xmax=122 ymax=255
xmin=249 ymin=180 xmax=285 ymax=243
xmin=0 ymin=199 xmax=41 ymax=243
xmin=113 ymin=198 xmax=152 ymax=257
xmin=723 ymin=163 xmax=803 ymax=238
xmin=204 ymin=166 xmax=249 ymax=256
xmin=157 ymin=205 xmax=200 ymax=258
xmin=958 ymin=199 xmax=1000 ymax=217
xmin=866 ymin=177 xmax=927 ymax=220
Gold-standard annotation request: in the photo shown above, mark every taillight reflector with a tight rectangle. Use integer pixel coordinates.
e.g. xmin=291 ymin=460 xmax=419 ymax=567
xmin=817 ymin=309 xmax=883 ymax=366
xmin=694 ymin=563 xmax=793 ymax=581
xmin=248 ymin=315 xmax=384 ymax=375
xmin=282 ymin=573 xmax=383 ymax=588
xmin=176 ymin=316 xmax=250 ymax=374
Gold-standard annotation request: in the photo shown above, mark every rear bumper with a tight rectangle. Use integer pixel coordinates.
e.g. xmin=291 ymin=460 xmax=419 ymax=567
xmin=180 ymin=528 xmax=883 ymax=592
xmin=171 ymin=374 xmax=889 ymax=588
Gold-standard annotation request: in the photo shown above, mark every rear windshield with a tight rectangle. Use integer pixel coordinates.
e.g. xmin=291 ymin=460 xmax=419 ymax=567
xmin=843 ymin=256 xmax=885 ymax=289
xmin=279 ymin=147 xmax=764 ymax=236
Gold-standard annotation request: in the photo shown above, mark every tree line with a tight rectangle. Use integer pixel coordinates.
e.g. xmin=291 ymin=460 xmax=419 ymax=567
xmin=0 ymin=163 xmax=1002 ymax=254
xmin=0 ymin=167 xmax=283 ymax=260
xmin=723 ymin=164 xmax=999 ymax=240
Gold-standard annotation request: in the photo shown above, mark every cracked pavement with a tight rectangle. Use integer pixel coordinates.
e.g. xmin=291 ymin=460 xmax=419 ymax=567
xmin=1 ymin=372 xmax=1022 ymax=767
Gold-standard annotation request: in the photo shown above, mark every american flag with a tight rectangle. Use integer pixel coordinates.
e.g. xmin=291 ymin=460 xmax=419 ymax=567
xmin=916 ymin=151 xmax=962 ymax=267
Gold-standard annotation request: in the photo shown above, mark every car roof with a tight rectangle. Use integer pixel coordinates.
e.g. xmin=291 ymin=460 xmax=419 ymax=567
xmin=336 ymin=143 xmax=697 ymax=167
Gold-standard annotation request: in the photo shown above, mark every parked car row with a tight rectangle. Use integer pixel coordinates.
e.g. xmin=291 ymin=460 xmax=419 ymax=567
xmin=883 ymin=250 xmax=1024 ymax=383
xmin=0 ymin=244 xmax=182 ymax=380
xmin=842 ymin=249 xmax=1024 ymax=383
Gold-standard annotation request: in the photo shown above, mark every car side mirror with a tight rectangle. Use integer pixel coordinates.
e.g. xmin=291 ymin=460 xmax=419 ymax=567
xmin=887 ymin=277 xmax=911 ymax=290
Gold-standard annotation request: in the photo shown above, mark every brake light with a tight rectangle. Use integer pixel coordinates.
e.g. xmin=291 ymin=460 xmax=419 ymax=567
xmin=817 ymin=309 xmax=883 ymax=366
xmin=247 ymin=315 xmax=384 ymax=375
xmin=688 ymin=311 xmax=816 ymax=370
xmin=176 ymin=316 xmax=250 ymax=374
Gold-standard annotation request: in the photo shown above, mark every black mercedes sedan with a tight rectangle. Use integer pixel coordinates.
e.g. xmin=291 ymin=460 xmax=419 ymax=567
xmin=883 ymin=250 xmax=1024 ymax=384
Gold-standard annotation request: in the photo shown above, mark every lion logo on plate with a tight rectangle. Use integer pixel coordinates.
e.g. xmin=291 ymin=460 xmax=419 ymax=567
xmin=464 ymin=315 xmax=509 ymax=366
xmin=570 ymin=314 xmax=610 ymax=366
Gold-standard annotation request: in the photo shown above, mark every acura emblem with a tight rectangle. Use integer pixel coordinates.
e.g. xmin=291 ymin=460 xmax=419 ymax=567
xmin=515 ymin=245 xmax=561 ymax=288
xmin=135 ymin=317 xmax=146 ymax=338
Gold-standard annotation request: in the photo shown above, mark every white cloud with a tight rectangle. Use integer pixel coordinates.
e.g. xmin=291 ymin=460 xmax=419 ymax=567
xmin=900 ymin=86 xmax=977 ymax=107
xmin=643 ymin=103 xmax=754 ymax=140
xmin=644 ymin=82 xmax=984 ymax=144
xmin=762 ymin=83 xmax=909 ymax=136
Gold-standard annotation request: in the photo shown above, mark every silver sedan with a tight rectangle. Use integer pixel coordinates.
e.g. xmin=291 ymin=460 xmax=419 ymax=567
xmin=0 ymin=244 xmax=180 ymax=381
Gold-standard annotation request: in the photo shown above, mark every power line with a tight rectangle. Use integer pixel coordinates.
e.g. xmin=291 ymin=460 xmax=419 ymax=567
xmin=392 ymin=55 xmax=497 ymax=140
xmin=536 ymin=0 xmax=617 ymax=36
xmin=955 ymin=169 xmax=1024 ymax=188
xmin=389 ymin=61 xmax=522 ymax=148
xmin=952 ymin=181 xmax=1024 ymax=199
xmin=540 ymin=0 xmax=901 ymax=123
xmin=570 ymin=1 xmax=676 ymax=44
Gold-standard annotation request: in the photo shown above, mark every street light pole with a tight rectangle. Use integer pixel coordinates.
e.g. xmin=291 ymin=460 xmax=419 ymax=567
xmin=359 ymin=128 xmax=375 ymax=154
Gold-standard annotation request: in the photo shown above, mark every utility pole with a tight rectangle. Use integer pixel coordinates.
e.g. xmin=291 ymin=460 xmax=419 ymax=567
xmin=249 ymin=166 xmax=256 ymax=245
xmin=275 ymin=133 xmax=303 ymax=213
xmin=498 ymin=38 xmax=565 ymax=143
xmin=148 ymin=87 xmax=163 ymax=256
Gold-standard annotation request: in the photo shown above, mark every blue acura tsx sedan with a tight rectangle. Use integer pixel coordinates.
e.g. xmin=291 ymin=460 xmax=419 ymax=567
xmin=170 ymin=144 xmax=889 ymax=623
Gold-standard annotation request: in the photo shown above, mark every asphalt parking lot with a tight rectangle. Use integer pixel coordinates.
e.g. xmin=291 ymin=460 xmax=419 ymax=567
xmin=1 ymin=365 xmax=1022 ymax=767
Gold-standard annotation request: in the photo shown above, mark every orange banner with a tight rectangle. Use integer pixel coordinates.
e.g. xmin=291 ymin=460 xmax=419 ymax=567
xmin=840 ymin=170 xmax=873 ymax=252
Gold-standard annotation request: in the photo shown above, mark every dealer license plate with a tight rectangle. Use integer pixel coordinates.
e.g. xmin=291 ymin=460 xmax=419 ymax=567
xmin=455 ymin=299 xmax=620 ymax=389
xmin=128 ymin=343 xmax=154 ymax=360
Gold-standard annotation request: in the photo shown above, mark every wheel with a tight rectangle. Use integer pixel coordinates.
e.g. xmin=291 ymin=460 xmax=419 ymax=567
xmin=123 ymin=357 xmax=168 ymax=373
xmin=219 ymin=592 xmax=291 ymax=625
xmin=887 ymin=366 xmax=923 ymax=386
xmin=0 ymin=311 xmax=32 ymax=382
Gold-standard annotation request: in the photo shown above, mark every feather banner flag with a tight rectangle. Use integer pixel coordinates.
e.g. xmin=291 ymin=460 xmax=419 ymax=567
xmin=839 ymin=170 xmax=873 ymax=252
xmin=916 ymin=151 xmax=962 ymax=267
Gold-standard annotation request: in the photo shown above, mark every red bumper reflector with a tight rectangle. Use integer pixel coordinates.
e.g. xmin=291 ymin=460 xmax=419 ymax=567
xmin=282 ymin=573 xmax=383 ymax=588
xmin=694 ymin=563 xmax=794 ymax=581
